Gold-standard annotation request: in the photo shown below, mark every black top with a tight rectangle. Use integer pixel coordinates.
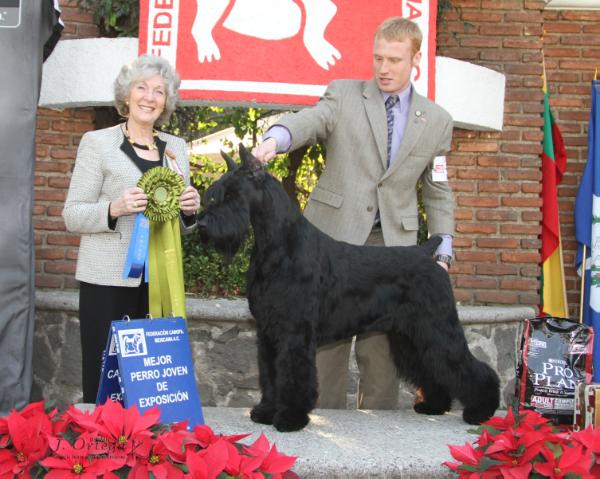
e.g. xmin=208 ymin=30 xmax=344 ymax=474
xmin=119 ymin=131 xmax=167 ymax=173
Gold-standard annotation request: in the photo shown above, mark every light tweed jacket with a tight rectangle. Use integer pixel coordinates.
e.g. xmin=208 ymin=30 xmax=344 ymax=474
xmin=277 ymin=79 xmax=454 ymax=247
xmin=62 ymin=124 xmax=194 ymax=287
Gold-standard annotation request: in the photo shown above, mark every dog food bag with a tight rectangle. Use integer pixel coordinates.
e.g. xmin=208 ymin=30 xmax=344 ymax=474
xmin=515 ymin=317 xmax=594 ymax=425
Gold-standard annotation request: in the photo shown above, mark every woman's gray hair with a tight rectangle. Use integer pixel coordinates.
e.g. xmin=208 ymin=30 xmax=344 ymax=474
xmin=114 ymin=54 xmax=181 ymax=125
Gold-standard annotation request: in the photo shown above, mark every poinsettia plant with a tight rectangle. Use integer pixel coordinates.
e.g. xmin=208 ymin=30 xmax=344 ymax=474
xmin=444 ymin=408 xmax=600 ymax=478
xmin=0 ymin=399 xmax=299 ymax=478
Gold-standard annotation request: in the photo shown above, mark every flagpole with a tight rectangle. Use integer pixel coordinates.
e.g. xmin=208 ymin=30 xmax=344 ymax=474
xmin=580 ymin=244 xmax=586 ymax=324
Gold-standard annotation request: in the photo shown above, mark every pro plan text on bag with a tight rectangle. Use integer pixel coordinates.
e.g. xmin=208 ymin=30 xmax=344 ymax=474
xmin=516 ymin=317 xmax=594 ymax=424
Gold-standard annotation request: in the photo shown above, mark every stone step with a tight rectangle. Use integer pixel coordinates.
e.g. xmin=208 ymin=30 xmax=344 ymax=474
xmin=203 ymin=406 xmax=479 ymax=478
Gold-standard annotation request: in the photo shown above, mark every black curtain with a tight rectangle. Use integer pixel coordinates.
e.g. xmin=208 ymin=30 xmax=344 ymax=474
xmin=0 ymin=0 xmax=62 ymax=414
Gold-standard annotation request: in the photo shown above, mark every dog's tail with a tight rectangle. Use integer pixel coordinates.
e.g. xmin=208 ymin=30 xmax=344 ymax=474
xmin=420 ymin=235 xmax=443 ymax=256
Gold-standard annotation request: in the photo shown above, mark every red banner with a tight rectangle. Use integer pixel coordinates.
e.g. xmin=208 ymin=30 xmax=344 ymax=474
xmin=140 ymin=0 xmax=437 ymax=107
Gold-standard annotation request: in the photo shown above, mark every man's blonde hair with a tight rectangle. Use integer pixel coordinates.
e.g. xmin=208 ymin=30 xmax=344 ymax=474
xmin=374 ymin=17 xmax=422 ymax=56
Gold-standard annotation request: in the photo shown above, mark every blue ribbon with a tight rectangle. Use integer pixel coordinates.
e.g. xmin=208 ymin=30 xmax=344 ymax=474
xmin=123 ymin=213 xmax=150 ymax=280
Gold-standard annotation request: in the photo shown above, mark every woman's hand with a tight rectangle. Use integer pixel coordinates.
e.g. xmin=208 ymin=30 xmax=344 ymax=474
xmin=180 ymin=185 xmax=201 ymax=216
xmin=109 ymin=187 xmax=148 ymax=219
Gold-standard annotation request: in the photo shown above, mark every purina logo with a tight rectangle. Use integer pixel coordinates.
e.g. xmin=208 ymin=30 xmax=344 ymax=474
xmin=0 ymin=0 xmax=20 ymax=28
xmin=530 ymin=338 xmax=547 ymax=349
xmin=117 ymin=328 xmax=148 ymax=357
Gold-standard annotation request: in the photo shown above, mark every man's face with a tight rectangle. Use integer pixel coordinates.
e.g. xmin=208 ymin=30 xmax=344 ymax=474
xmin=372 ymin=36 xmax=421 ymax=93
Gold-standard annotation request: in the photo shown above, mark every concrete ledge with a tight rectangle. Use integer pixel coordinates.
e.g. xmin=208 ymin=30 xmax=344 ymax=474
xmin=35 ymin=289 xmax=535 ymax=325
xmin=203 ymin=406 xmax=474 ymax=478
xmin=33 ymin=290 xmax=533 ymax=410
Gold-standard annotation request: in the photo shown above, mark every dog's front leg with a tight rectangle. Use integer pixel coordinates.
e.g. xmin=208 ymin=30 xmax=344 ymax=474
xmin=250 ymin=332 xmax=278 ymax=425
xmin=272 ymin=326 xmax=318 ymax=432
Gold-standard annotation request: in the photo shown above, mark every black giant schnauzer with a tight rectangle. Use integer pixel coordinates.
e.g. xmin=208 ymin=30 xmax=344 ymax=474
xmin=197 ymin=145 xmax=500 ymax=432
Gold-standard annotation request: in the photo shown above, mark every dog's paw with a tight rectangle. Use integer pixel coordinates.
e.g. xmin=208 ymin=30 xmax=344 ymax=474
xmin=250 ymin=402 xmax=276 ymax=425
xmin=462 ymin=407 xmax=495 ymax=425
xmin=273 ymin=409 xmax=310 ymax=432
xmin=413 ymin=401 xmax=450 ymax=415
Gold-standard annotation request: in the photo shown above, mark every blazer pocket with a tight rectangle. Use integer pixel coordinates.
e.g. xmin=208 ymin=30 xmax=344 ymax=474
xmin=401 ymin=216 xmax=419 ymax=231
xmin=310 ymin=186 xmax=344 ymax=209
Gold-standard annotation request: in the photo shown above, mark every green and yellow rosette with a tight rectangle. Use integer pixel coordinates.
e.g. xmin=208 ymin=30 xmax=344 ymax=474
xmin=138 ymin=167 xmax=186 ymax=319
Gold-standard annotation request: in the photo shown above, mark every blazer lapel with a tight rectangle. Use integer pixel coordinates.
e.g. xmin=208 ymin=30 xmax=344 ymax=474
xmin=362 ymin=80 xmax=388 ymax=169
xmin=384 ymin=90 xmax=428 ymax=178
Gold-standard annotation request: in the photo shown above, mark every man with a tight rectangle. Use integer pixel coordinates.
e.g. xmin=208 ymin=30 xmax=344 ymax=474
xmin=252 ymin=16 xmax=454 ymax=409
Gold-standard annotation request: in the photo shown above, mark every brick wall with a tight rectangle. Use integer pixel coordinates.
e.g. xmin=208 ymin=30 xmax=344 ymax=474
xmin=437 ymin=0 xmax=547 ymax=307
xmin=35 ymin=0 xmax=97 ymax=289
xmin=34 ymin=1 xmax=600 ymax=314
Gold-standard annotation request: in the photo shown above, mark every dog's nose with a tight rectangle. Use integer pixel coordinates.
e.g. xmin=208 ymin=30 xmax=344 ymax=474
xmin=196 ymin=215 xmax=208 ymax=230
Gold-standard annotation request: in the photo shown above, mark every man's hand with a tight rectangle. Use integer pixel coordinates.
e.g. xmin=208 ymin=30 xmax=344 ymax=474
xmin=252 ymin=138 xmax=277 ymax=164
xmin=437 ymin=261 xmax=449 ymax=271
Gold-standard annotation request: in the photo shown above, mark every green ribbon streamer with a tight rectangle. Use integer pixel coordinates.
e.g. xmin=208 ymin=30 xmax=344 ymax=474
xmin=138 ymin=167 xmax=186 ymax=319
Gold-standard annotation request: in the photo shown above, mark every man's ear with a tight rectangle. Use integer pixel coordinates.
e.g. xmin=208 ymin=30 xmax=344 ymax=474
xmin=412 ymin=50 xmax=422 ymax=69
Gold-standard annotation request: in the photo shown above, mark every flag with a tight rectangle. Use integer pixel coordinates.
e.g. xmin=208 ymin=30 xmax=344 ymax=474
xmin=540 ymin=71 xmax=568 ymax=318
xmin=575 ymin=79 xmax=600 ymax=380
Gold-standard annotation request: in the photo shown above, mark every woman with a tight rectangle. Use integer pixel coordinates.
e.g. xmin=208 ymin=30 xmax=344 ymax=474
xmin=62 ymin=54 xmax=201 ymax=403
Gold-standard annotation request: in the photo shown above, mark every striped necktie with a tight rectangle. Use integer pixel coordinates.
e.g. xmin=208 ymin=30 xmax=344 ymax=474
xmin=385 ymin=95 xmax=399 ymax=167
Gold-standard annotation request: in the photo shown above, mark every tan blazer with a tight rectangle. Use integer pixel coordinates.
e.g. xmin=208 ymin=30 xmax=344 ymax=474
xmin=62 ymin=124 xmax=194 ymax=287
xmin=277 ymin=79 xmax=454 ymax=247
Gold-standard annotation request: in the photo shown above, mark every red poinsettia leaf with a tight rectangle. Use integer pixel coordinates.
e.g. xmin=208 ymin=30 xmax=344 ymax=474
xmin=98 ymin=399 xmax=125 ymax=439
xmin=63 ymin=404 xmax=102 ymax=434
xmin=185 ymin=449 xmax=209 ymax=479
xmin=533 ymin=461 xmax=555 ymax=477
xmin=485 ymin=409 xmax=516 ymax=431
xmin=517 ymin=409 xmax=552 ymax=431
xmin=448 ymin=442 xmax=481 ymax=465
xmin=443 ymin=461 xmax=460 ymax=472
xmin=222 ymin=432 xmax=250 ymax=444
xmin=484 ymin=433 xmax=517 ymax=455
xmin=170 ymin=420 xmax=190 ymax=432
xmin=201 ymin=439 xmax=230 ymax=479
xmin=557 ymin=444 xmax=591 ymax=472
xmin=39 ymin=456 xmax=70 ymax=469
xmin=133 ymin=406 xmax=161 ymax=434
xmin=499 ymin=463 xmax=532 ymax=479
xmin=260 ymin=444 xmax=297 ymax=474
xmin=238 ymin=454 xmax=264 ymax=475
xmin=159 ymin=430 xmax=191 ymax=462
xmin=122 ymin=404 xmax=142 ymax=437
xmin=192 ymin=424 xmax=217 ymax=447
xmin=243 ymin=433 xmax=271 ymax=459
xmin=572 ymin=426 xmax=600 ymax=453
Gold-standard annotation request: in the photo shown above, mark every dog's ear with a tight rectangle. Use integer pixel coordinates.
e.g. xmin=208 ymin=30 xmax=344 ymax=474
xmin=239 ymin=143 xmax=265 ymax=174
xmin=220 ymin=150 xmax=238 ymax=171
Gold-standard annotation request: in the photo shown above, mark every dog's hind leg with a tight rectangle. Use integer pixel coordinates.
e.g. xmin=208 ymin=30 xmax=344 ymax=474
xmin=387 ymin=332 xmax=451 ymax=415
xmin=272 ymin=331 xmax=318 ymax=432
xmin=419 ymin=330 xmax=500 ymax=425
xmin=250 ymin=333 xmax=278 ymax=425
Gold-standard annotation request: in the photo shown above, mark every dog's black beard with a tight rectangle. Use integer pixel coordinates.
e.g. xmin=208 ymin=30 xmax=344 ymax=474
xmin=197 ymin=205 xmax=250 ymax=262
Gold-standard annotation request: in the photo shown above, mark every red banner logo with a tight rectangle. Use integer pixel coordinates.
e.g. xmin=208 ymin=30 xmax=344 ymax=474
xmin=140 ymin=0 xmax=437 ymax=106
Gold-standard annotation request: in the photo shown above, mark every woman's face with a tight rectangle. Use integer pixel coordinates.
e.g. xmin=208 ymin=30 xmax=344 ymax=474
xmin=127 ymin=74 xmax=167 ymax=127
